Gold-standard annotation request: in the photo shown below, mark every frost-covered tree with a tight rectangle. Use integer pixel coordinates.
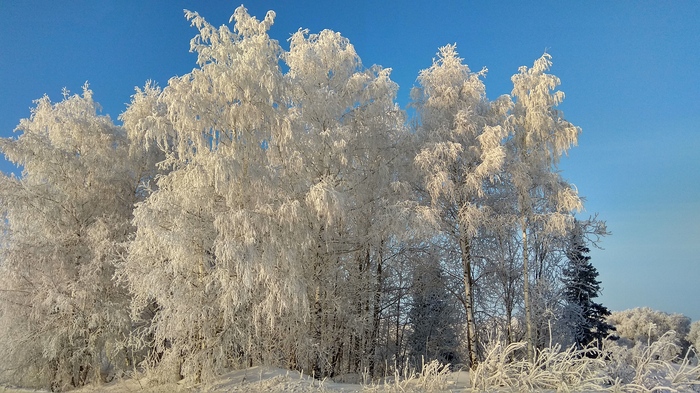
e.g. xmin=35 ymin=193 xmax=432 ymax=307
xmin=0 ymin=87 xmax=139 ymax=390
xmin=561 ymin=221 xmax=615 ymax=350
xmin=120 ymin=6 xmax=411 ymax=381
xmin=411 ymin=44 xmax=510 ymax=367
xmin=119 ymin=7 xmax=306 ymax=382
xmin=608 ymin=308 xmax=691 ymax=351
xmin=284 ymin=27 xmax=411 ymax=377
xmin=474 ymin=222 xmax=523 ymax=346
xmin=506 ymin=53 xmax=583 ymax=360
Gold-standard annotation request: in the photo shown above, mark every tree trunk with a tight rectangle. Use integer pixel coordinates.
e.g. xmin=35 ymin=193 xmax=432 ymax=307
xmin=460 ymin=235 xmax=478 ymax=368
xmin=522 ymin=218 xmax=534 ymax=362
xmin=505 ymin=285 xmax=514 ymax=346
xmin=368 ymin=244 xmax=383 ymax=376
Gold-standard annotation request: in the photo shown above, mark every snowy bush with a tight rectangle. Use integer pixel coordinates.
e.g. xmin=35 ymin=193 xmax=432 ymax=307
xmin=608 ymin=307 xmax=692 ymax=358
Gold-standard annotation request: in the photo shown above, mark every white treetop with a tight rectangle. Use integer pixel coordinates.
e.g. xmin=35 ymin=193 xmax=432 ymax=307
xmin=508 ymin=53 xmax=583 ymax=233
xmin=413 ymin=44 xmax=511 ymax=235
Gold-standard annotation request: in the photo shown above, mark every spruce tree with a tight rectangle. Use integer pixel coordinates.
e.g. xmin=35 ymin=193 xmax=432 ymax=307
xmin=407 ymin=259 xmax=461 ymax=367
xmin=562 ymin=221 xmax=615 ymax=351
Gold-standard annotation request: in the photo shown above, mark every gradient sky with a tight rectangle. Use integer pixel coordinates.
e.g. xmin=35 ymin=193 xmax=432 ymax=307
xmin=1 ymin=1 xmax=698 ymax=320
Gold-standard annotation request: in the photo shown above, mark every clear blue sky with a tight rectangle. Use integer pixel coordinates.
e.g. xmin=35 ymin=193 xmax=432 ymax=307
xmin=1 ymin=1 xmax=698 ymax=320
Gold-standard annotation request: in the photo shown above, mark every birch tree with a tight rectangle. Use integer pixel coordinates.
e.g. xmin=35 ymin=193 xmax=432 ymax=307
xmin=284 ymin=28 xmax=411 ymax=376
xmin=119 ymin=7 xmax=306 ymax=382
xmin=471 ymin=214 xmax=522 ymax=346
xmin=506 ymin=53 xmax=583 ymax=361
xmin=0 ymin=87 xmax=138 ymax=390
xmin=412 ymin=44 xmax=510 ymax=367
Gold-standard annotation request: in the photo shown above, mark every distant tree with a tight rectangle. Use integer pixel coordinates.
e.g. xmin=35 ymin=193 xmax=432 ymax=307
xmin=607 ymin=307 xmax=691 ymax=356
xmin=687 ymin=320 xmax=700 ymax=354
xmin=561 ymin=221 xmax=615 ymax=350
xmin=608 ymin=308 xmax=691 ymax=344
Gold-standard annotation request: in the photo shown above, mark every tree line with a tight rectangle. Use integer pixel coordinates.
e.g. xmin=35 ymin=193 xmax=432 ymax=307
xmin=0 ymin=6 xmax=613 ymax=391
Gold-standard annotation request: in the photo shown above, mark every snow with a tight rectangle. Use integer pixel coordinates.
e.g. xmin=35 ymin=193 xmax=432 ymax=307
xmin=5 ymin=360 xmax=697 ymax=392
xmin=0 ymin=367 xmax=474 ymax=393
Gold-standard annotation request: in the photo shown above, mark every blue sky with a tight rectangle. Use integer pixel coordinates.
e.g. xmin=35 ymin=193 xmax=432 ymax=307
xmin=1 ymin=1 xmax=698 ymax=320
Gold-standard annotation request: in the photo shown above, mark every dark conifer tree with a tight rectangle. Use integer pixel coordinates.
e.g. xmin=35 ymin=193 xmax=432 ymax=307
xmin=562 ymin=221 xmax=616 ymax=351
xmin=407 ymin=259 xmax=461 ymax=367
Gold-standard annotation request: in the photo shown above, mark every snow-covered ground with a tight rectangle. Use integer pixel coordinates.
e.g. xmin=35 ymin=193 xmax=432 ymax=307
xmin=4 ymin=346 xmax=699 ymax=393
xmin=0 ymin=366 xmax=474 ymax=393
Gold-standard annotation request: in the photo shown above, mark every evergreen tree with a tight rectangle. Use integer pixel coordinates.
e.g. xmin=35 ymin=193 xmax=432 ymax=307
xmin=562 ymin=221 xmax=615 ymax=350
xmin=407 ymin=257 xmax=461 ymax=367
